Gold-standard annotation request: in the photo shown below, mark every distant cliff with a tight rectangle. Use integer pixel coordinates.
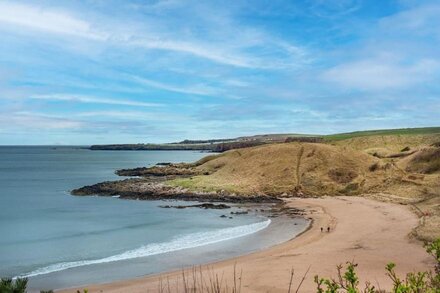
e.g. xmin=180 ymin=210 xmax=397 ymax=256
xmin=89 ymin=141 xmax=267 ymax=152
xmin=90 ymin=134 xmax=322 ymax=152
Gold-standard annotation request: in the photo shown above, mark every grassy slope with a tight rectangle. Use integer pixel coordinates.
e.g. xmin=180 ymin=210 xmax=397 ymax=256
xmin=323 ymin=127 xmax=440 ymax=141
xmin=170 ymin=139 xmax=439 ymax=197
xmin=167 ymin=127 xmax=440 ymax=240
xmin=171 ymin=143 xmax=377 ymax=196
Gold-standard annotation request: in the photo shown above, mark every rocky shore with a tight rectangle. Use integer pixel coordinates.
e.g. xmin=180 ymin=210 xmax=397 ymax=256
xmin=159 ymin=203 xmax=231 ymax=209
xmin=71 ymin=159 xmax=283 ymax=204
xmin=69 ymin=162 xmax=311 ymax=221
xmin=115 ymin=164 xmax=201 ymax=177
xmin=71 ymin=173 xmax=307 ymax=221
xmin=71 ymin=178 xmax=281 ymax=203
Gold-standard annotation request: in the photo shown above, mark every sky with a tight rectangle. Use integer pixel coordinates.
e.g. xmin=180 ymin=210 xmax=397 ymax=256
xmin=0 ymin=0 xmax=439 ymax=145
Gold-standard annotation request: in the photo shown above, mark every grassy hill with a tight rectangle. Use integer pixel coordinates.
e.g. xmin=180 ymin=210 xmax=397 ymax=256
xmin=163 ymin=127 xmax=440 ymax=240
xmin=85 ymin=127 xmax=440 ymax=240
xmin=170 ymin=143 xmax=377 ymax=196
xmin=323 ymin=127 xmax=440 ymax=141
xmin=170 ymin=141 xmax=440 ymax=197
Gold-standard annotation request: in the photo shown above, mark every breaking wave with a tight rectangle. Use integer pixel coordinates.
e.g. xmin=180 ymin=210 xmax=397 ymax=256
xmin=21 ymin=219 xmax=271 ymax=278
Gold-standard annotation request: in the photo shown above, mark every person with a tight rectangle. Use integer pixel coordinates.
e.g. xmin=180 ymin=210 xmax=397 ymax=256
xmin=320 ymin=227 xmax=323 ymax=232
xmin=327 ymin=227 xmax=330 ymax=232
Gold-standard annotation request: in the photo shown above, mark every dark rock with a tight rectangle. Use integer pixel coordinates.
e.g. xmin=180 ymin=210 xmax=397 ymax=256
xmin=401 ymin=146 xmax=411 ymax=152
xmin=116 ymin=165 xmax=197 ymax=177
xmin=159 ymin=203 xmax=231 ymax=209
xmin=230 ymin=211 xmax=248 ymax=215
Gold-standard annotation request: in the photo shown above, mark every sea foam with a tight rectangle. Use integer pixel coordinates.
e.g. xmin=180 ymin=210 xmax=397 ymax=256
xmin=20 ymin=219 xmax=271 ymax=278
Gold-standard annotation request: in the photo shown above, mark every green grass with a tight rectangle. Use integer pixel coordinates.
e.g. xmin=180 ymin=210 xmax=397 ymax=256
xmin=167 ymin=177 xmax=245 ymax=194
xmin=167 ymin=177 xmax=203 ymax=190
xmin=323 ymin=127 xmax=440 ymax=141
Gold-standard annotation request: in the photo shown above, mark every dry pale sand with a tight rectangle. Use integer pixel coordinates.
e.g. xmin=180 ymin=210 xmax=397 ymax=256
xmin=60 ymin=197 xmax=435 ymax=293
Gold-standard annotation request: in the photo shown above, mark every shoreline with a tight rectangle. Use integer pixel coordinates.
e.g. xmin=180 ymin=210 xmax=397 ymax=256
xmin=26 ymin=201 xmax=307 ymax=292
xmin=60 ymin=196 xmax=435 ymax=292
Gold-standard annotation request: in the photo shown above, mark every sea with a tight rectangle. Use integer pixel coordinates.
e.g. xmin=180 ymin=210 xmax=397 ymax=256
xmin=0 ymin=146 xmax=309 ymax=291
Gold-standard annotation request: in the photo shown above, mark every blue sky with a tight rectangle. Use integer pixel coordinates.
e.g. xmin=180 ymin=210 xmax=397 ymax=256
xmin=0 ymin=0 xmax=439 ymax=144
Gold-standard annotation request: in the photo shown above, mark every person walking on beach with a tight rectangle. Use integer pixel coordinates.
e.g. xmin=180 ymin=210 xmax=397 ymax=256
xmin=327 ymin=227 xmax=330 ymax=232
xmin=321 ymin=227 xmax=323 ymax=232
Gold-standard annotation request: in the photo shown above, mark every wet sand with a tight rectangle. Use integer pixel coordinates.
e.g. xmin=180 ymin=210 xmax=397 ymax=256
xmin=60 ymin=196 xmax=434 ymax=292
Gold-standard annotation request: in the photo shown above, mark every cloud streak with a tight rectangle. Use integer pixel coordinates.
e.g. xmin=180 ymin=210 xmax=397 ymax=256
xmin=130 ymin=75 xmax=220 ymax=96
xmin=0 ymin=2 xmax=107 ymax=40
xmin=0 ymin=111 xmax=82 ymax=130
xmin=30 ymin=94 xmax=162 ymax=108
xmin=0 ymin=1 xmax=307 ymax=69
xmin=322 ymin=58 xmax=440 ymax=91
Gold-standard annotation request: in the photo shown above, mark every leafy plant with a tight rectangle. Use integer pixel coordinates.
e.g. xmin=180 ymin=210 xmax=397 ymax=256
xmin=0 ymin=278 xmax=28 ymax=293
xmin=315 ymin=262 xmax=376 ymax=293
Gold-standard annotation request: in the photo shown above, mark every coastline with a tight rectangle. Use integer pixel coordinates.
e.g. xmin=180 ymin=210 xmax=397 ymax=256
xmin=26 ymin=201 xmax=307 ymax=292
xmin=59 ymin=196 xmax=435 ymax=292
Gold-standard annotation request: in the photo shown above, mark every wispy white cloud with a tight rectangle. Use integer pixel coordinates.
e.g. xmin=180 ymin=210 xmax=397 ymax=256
xmin=308 ymin=0 xmax=363 ymax=18
xmin=0 ymin=1 xmax=308 ymax=69
xmin=129 ymin=39 xmax=257 ymax=68
xmin=129 ymin=75 xmax=220 ymax=96
xmin=0 ymin=2 xmax=107 ymax=40
xmin=322 ymin=58 xmax=440 ymax=91
xmin=319 ymin=2 xmax=440 ymax=92
xmin=30 ymin=94 xmax=162 ymax=107
xmin=0 ymin=111 xmax=82 ymax=130
xmin=379 ymin=3 xmax=440 ymax=37
xmin=74 ymin=110 xmax=187 ymax=121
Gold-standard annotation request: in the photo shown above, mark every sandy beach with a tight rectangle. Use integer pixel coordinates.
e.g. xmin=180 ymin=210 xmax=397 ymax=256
xmin=60 ymin=196 xmax=435 ymax=292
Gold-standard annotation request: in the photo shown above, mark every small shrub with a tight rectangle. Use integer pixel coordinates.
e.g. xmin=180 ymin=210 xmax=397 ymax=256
xmin=369 ymin=162 xmax=380 ymax=172
xmin=0 ymin=278 xmax=28 ymax=293
xmin=340 ymin=182 xmax=360 ymax=194
xmin=315 ymin=262 xmax=376 ymax=293
xmin=328 ymin=168 xmax=358 ymax=184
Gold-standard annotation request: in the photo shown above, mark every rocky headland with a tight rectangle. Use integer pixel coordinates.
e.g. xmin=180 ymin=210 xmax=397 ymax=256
xmin=72 ymin=130 xmax=440 ymax=240
xmin=71 ymin=178 xmax=282 ymax=203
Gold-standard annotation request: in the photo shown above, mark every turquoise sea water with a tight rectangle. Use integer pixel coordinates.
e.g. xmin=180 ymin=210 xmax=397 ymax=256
xmin=0 ymin=147 xmax=308 ymax=290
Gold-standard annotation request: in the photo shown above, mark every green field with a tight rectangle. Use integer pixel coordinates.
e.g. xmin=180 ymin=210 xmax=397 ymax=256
xmin=323 ymin=127 xmax=440 ymax=141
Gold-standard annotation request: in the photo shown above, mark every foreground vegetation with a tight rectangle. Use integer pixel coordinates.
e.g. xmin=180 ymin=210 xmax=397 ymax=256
xmin=3 ymin=239 xmax=439 ymax=292
xmin=313 ymin=239 xmax=440 ymax=293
